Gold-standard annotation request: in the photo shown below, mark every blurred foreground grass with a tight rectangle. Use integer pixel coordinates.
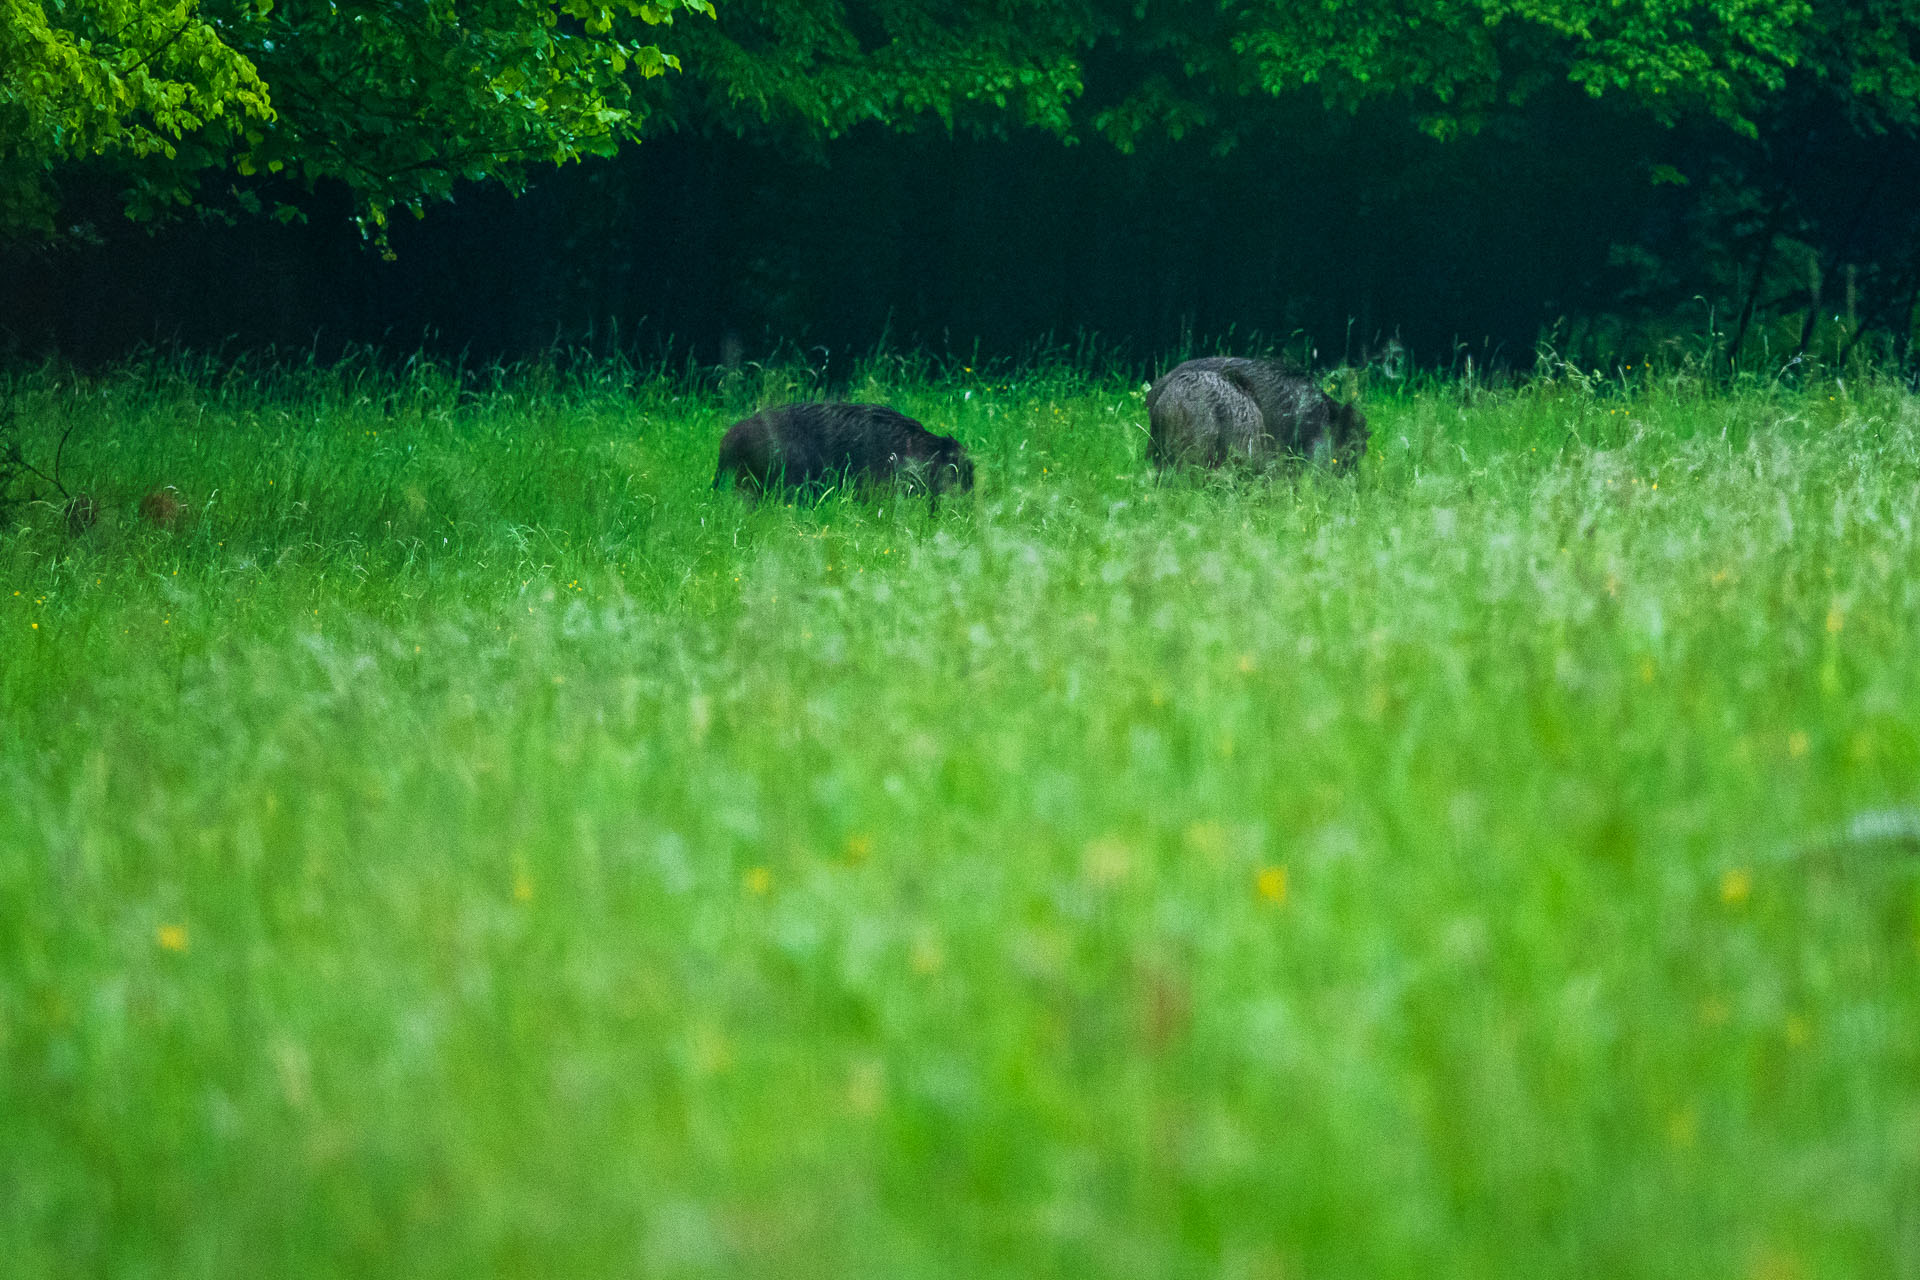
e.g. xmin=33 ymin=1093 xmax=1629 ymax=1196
xmin=2 ymin=356 xmax=1917 ymax=1278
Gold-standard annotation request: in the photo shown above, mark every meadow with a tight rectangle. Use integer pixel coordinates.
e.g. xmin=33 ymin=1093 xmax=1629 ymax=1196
xmin=2 ymin=354 xmax=1917 ymax=1279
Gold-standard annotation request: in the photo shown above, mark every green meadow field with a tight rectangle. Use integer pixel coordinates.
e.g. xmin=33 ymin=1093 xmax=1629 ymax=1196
xmin=2 ymin=357 xmax=1917 ymax=1278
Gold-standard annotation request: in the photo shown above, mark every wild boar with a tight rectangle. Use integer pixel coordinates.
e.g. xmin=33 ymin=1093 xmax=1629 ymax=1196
xmin=713 ymin=402 xmax=974 ymax=509
xmin=1147 ymin=357 xmax=1367 ymax=471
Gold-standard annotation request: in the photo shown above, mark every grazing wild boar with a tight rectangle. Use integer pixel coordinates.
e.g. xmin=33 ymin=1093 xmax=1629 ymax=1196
xmin=713 ymin=402 xmax=974 ymax=509
xmin=1147 ymin=356 xmax=1367 ymax=471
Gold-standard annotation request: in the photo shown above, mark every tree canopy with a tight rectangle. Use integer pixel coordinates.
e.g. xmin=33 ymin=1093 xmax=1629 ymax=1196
xmin=5 ymin=0 xmax=1920 ymax=350
xmin=655 ymin=0 xmax=1896 ymax=145
xmin=1 ymin=0 xmax=271 ymax=233
xmin=1 ymin=0 xmax=711 ymax=240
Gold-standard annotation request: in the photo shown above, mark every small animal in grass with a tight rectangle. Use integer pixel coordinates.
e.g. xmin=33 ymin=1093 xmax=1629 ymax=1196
xmin=1146 ymin=356 xmax=1367 ymax=471
xmin=713 ymin=402 xmax=974 ymax=509
xmin=139 ymin=487 xmax=184 ymax=529
xmin=63 ymin=493 xmax=98 ymax=535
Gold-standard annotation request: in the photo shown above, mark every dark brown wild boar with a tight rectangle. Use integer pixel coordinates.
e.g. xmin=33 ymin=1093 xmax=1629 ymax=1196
xmin=1147 ymin=357 xmax=1366 ymax=472
xmin=713 ymin=402 xmax=974 ymax=509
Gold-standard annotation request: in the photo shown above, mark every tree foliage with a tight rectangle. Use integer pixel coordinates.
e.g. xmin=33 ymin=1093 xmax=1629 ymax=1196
xmin=0 ymin=0 xmax=711 ymax=240
xmin=226 ymin=0 xmax=711 ymax=237
xmin=0 ymin=0 xmax=272 ymax=232
xmin=656 ymin=0 xmax=1876 ymax=147
xmin=1096 ymin=0 xmax=1815 ymax=144
xmin=642 ymin=0 xmax=1920 ymax=367
xmin=6 ymin=0 xmax=1920 ymax=372
xmin=653 ymin=0 xmax=1097 ymax=140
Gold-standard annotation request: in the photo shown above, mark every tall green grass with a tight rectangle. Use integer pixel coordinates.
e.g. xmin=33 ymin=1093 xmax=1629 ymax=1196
xmin=3 ymin=354 xmax=1917 ymax=1279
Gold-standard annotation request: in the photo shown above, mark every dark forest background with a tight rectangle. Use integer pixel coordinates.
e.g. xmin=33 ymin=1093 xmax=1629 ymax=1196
xmin=7 ymin=1 xmax=1920 ymax=373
